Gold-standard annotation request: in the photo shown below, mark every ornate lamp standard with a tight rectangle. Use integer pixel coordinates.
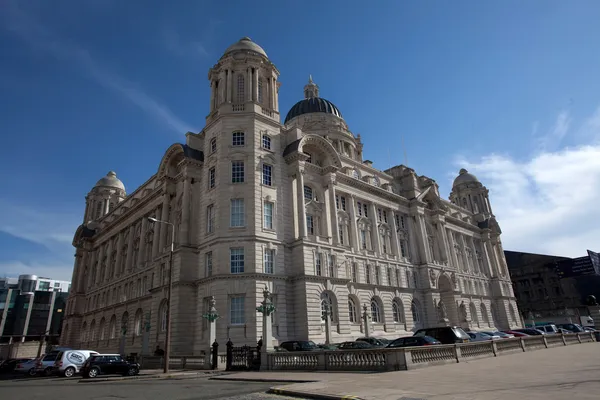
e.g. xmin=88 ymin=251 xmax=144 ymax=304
xmin=148 ymin=217 xmax=175 ymax=374
xmin=362 ymin=304 xmax=371 ymax=338
xmin=256 ymin=285 xmax=275 ymax=369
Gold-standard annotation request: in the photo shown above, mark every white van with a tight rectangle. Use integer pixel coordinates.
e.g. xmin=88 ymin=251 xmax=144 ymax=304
xmin=53 ymin=350 xmax=98 ymax=377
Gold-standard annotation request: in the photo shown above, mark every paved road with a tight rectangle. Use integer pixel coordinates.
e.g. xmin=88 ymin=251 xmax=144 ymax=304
xmin=0 ymin=376 xmax=305 ymax=400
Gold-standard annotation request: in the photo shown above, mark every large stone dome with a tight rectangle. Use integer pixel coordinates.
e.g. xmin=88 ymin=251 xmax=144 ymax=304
xmin=453 ymin=168 xmax=479 ymax=187
xmin=284 ymin=76 xmax=343 ymax=124
xmin=94 ymin=171 xmax=125 ymax=191
xmin=222 ymin=37 xmax=268 ymax=59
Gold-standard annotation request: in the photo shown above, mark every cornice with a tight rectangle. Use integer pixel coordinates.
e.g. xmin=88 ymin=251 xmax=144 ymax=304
xmin=337 ymin=174 xmax=409 ymax=205
xmin=195 ymin=273 xmax=289 ymax=286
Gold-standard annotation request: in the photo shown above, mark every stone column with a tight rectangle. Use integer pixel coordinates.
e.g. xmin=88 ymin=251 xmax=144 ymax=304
xmin=323 ymin=303 xmax=332 ymax=344
xmin=348 ymin=195 xmax=360 ymax=250
xmin=152 ymin=209 xmax=160 ymax=258
xmin=446 ymin=229 xmax=459 ymax=269
xmin=218 ymin=70 xmax=226 ymax=104
xmin=104 ymin=198 xmax=110 ymax=215
xmin=87 ymin=250 xmax=97 ymax=289
xmin=274 ymin=82 xmax=279 ymax=112
xmin=76 ymin=252 xmax=88 ymax=292
xmin=484 ymin=240 xmax=499 ymax=277
xmin=138 ymin=217 xmax=148 ymax=264
xmin=115 ymin=232 xmax=124 ymax=277
xmin=159 ymin=195 xmax=169 ymax=251
xmin=296 ymin=170 xmax=307 ymax=238
xmin=328 ymin=179 xmax=339 ymax=245
xmin=226 ymin=69 xmax=232 ymax=103
xmin=104 ymin=240 xmax=113 ymax=282
xmin=268 ymin=77 xmax=274 ymax=109
xmin=181 ymin=177 xmax=191 ymax=245
xmin=125 ymin=226 xmax=135 ymax=273
xmin=209 ymin=81 xmax=215 ymax=111
xmin=436 ymin=221 xmax=449 ymax=264
xmin=390 ymin=211 xmax=400 ymax=257
xmin=412 ymin=212 xmax=429 ymax=264
xmin=369 ymin=203 xmax=381 ymax=254
xmin=253 ymin=68 xmax=259 ymax=102
xmin=323 ymin=185 xmax=333 ymax=242
xmin=246 ymin=68 xmax=252 ymax=102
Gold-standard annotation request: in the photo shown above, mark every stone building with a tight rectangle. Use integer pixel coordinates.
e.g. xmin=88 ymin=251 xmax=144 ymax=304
xmin=61 ymin=37 xmax=521 ymax=355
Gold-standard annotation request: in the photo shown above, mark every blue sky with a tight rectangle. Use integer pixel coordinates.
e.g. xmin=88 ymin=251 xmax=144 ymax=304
xmin=2 ymin=0 xmax=600 ymax=281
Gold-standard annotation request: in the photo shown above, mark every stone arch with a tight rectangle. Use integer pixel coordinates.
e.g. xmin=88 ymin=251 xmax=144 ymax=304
xmin=392 ymin=297 xmax=405 ymax=324
xmin=410 ymin=299 xmax=423 ymax=330
xmin=469 ymin=301 xmax=479 ymax=327
xmin=134 ymin=308 xmax=144 ymax=336
xmin=109 ymin=315 xmax=117 ymax=339
xmin=81 ymin=321 xmax=88 ymax=343
xmin=159 ymin=299 xmax=168 ymax=332
xmin=320 ymin=290 xmax=338 ymax=323
xmin=89 ymin=319 xmax=97 ymax=341
xmin=437 ymin=274 xmax=458 ymax=325
xmin=480 ymin=303 xmax=490 ymax=326
xmin=298 ymin=134 xmax=342 ymax=169
xmin=347 ymin=294 xmax=360 ymax=324
xmin=99 ymin=317 xmax=106 ymax=340
xmin=157 ymin=143 xmax=186 ymax=179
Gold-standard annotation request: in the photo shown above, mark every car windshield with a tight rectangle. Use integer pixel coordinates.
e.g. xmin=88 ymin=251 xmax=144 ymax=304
xmin=301 ymin=341 xmax=318 ymax=350
xmin=377 ymin=338 xmax=390 ymax=345
xmin=452 ymin=327 xmax=470 ymax=339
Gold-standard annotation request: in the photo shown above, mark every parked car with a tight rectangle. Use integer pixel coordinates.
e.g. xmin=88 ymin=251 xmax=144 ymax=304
xmin=35 ymin=351 xmax=61 ymax=376
xmin=486 ymin=331 xmax=514 ymax=339
xmin=387 ymin=336 xmax=441 ymax=348
xmin=356 ymin=337 xmax=390 ymax=347
xmin=502 ymin=330 xmax=529 ymax=337
xmin=467 ymin=332 xmax=499 ymax=342
xmin=53 ymin=350 xmax=98 ymax=377
xmin=535 ymin=324 xmax=559 ymax=334
xmin=557 ymin=323 xmax=585 ymax=333
xmin=414 ymin=326 xmax=470 ymax=344
xmin=14 ymin=358 xmax=38 ymax=376
xmin=1 ymin=358 xmax=32 ymax=374
xmin=512 ymin=328 xmax=545 ymax=336
xmin=583 ymin=326 xmax=597 ymax=332
xmin=279 ymin=340 xmax=320 ymax=352
xmin=317 ymin=344 xmax=339 ymax=350
xmin=338 ymin=341 xmax=374 ymax=350
xmin=81 ymin=354 xmax=140 ymax=378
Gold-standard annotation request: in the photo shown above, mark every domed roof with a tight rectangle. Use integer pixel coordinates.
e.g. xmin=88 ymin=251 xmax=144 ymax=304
xmin=94 ymin=171 xmax=125 ymax=191
xmin=453 ymin=168 xmax=479 ymax=187
xmin=222 ymin=37 xmax=267 ymax=58
xmin=284 ymin=76 xmax=343 ymax=124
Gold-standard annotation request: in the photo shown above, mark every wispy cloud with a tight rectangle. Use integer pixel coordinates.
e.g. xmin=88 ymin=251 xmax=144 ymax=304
xmin=0 ymin=1 xmax=194 ymax=134
xmin=534 ymin=109 xmax=571 ymax=152
xmin=0 ymin=260 xmax=74 ymax=281
xmin=162 ymin=28 xmax=209 ymax=58
xmin=454 ymin=107 xmax=600 ymax=258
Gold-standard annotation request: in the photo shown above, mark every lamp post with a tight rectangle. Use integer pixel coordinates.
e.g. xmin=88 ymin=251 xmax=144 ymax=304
xmin=148 ymin=217 xmax=175 ymax=374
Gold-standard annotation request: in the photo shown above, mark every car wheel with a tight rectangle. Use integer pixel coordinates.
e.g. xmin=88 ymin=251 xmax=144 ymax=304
xmin=127 ymin=367 xmax=138 ymax=376
xmin=63 ymin=367 xmax=75 ymax=378
xmin=87 ymin=368 xmax=99 ymax=378
xmin=44 ymin=367 xmax=53 ymax=377
xmin=27 ymin=368 xmax=37 ymax=377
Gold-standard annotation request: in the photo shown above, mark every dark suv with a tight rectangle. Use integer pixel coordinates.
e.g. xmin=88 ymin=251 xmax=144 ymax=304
xmin=414 ymin=326 xmax=470 ymax=344
xmin=81 ymin=354 xmax=139 ymax=378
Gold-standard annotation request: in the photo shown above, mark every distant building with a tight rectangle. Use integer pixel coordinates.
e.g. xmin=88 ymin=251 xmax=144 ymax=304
xmin=505 ymin=250 xmax=600 ymax=324
xmin=0 ymin=275 xmax=70 ymax=343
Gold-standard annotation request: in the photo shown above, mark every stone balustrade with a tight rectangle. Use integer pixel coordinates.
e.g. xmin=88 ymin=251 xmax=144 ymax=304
xmin=264 ymin=332 xmax=597 ymax=372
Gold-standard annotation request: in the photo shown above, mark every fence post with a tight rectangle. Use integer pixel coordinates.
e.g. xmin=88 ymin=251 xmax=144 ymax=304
xmin=226 ymin=339 xmax=233 ymax=371
xmin=211 ymin=340 xmax=218 ymax=370
xmin=576 ymin=333 xmax=582 ymax=343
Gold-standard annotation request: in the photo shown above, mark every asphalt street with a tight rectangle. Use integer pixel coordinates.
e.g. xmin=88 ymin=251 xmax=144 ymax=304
xmin=0 ymin=375 xmax=306 ymax=400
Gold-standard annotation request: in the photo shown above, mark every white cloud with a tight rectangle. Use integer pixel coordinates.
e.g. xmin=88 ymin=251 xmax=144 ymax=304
xmin=0 ymin=260 xmax=73 ymax=282
xmin=0 ymin=1 xmax=194 ymax=134
xmin=456 ymin=108 xmax=600 ymax=258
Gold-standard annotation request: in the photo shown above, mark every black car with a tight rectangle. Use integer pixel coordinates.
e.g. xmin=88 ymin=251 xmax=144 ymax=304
xmin=414 ymin=326 xmax=470 ymax=344
xmin=81 ymin=354 xmax=139 ymax=378
xmin=279 ymin=340 xmax=320 ymax=352
xmin=0 ymin=358 xmax=31 ymax=374
xmin=387 ymin=335 xmax=441 ymax=348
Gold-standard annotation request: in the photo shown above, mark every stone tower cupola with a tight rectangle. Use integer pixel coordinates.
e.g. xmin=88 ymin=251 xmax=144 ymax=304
xmin=84 ymin=171 xmax=126 ymax=223
xmin=449 ymin=168 xmax=492 ymax=217
xmin=206 ymin=37 xmax=280 ymax=123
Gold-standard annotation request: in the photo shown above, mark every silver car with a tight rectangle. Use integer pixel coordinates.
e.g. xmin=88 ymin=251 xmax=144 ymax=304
xmin=53 ymin=350 xmax=98 ymax=377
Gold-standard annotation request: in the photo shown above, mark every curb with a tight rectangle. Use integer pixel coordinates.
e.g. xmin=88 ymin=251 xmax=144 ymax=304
xmin=269 ymin=387 xmax=365 ymax=400
xmin=78 ymin=371 xmax=224 ymax=383
xmin=210 ymin=376 xmax=316 ymax=383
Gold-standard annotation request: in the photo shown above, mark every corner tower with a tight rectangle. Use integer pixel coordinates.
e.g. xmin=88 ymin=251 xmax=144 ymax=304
xmin=83 ymin=171 xmax=126 ymax=223
xmin=206 ymin=37 xmax=280 ymax=124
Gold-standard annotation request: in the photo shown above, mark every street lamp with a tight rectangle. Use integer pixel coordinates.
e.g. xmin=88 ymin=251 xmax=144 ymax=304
xmin=147 ymin=216 xmax=175 ymax=374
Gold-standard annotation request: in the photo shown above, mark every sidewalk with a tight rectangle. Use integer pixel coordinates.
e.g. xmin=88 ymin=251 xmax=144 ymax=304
xmin=214 ymin=342 xmax=600 ymax=400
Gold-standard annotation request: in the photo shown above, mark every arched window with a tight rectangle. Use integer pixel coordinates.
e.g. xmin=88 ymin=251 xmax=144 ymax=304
xmin=134 ymin=309 xmax=143 ymax=336
xmin=392 ymin=299 xmax=404 ymax=323
xmin=470 ymin=302 xmax=479 ymax=324
xmin=411 ymin=300 xmax=421 ymax=327
xmin=99 ymin=318 xmax=106 ymax=340
xmin=121 ymin=312 xmax=129 ymax=336
xmin=491 ymin=303 xmax=500 ymax=327
xmin=160 ymin=301 xmax=168 ymax=332
xmin=109 ymin=315 xmax=116 ymax=339
xmin=509 ymin=303 xmax=517 ymax=327
xmin=81 ymin=321 xmax=88 ymax=342
xmin=348 ymin=298 xmax=358 ymax=323
xmin=320 ymin=292 xmax=336 ymax=323
xmin=370 ymin=299 xmax=382 ymax=323
xmin=90 ymin=320 xmax=97 ymax=341
xmin=258 ymin=77 xmax=264 ymax=104
xmin=237 ymin=74 xmax=245 ymax=103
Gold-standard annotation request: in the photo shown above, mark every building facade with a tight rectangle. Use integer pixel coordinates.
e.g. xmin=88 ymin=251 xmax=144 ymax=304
xmin=506 ymin=250 xmax=600 ymax=325
xmin=0 ymin=275 xmax=69 ymax=343
xmin=61 ymin=37 xmax=521 ymax=355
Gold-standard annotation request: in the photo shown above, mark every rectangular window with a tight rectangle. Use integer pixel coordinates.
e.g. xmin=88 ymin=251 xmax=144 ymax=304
xmin=262 ymin=134 xmax=271 ymax=150
xmin=230 ymin=296 xmax=245 ymax=324
xmin=230 ymin=199 xmax=245 ymax=227
xmin=363 ymin=204 xmax=368 ymax=217
xmin=262 ymin=164 xmax=272 ymax=186
xmin=306 ymin=215 xmax=315 ymax=235
xmin=264 ymin=249 xmax=275 ymax=274
xmin=338 ymin=226 xmax=344 ymax=245
xmin=365 ymin=265 xmax=371 ymax=284
xmin=396 ymin=214 xmax=407 ymax=230
xmin=205 ymin=252 xmax=213 ymax=277
xmin=387 ymin=268 xmax=393 ymax=286
xmin=230 ymin=248 xmax=244 ymax=274
xmin=335 ymin=195 xmax=346 ymax=211
xmin=352 ymin=263 xmax=358 ymax=282
xmin=375 ymin=266 xmax=380 ymax=285
xmin=303 ymin=186 xmax=313 ymax=201
xmin=360 ymin=229 xmax=367 ymax=250
xmin=327 ymin=254 xmax=335 ymax=277
xmin=231 ymin=161 xmax=245 ymax=183
xmin=210 ymin=137 xmax=217 ymax=153
xmin=206 ymin=204 xmax=215 ymax=233
xmin=357 ymin=201 xmax=362 ymax=216
xmin=378 ymin=208 xmax=383 ymax=223
xmin=209 ymin=167 xmax=216 ymax=189
xmin=315 ymin=254 xmax=322 ymax=276
xmin=400 ymin=240 xmax=408 ymax=258
xmin=263 ymin=201 xmax=274 ymax=229
xmin=382 ymin=239 xmax=388 ymax=254
xmin=232 ymin=132 xmax=245 ymax=146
